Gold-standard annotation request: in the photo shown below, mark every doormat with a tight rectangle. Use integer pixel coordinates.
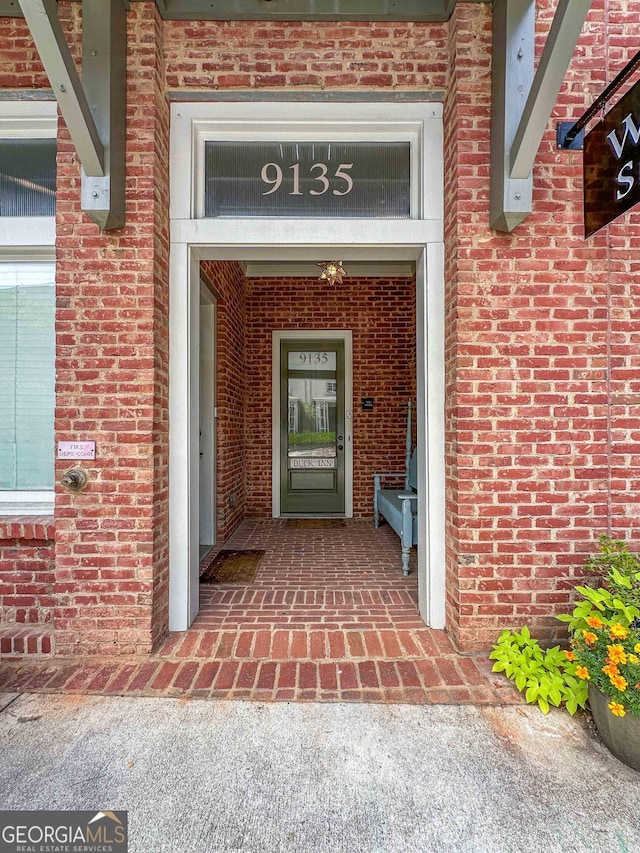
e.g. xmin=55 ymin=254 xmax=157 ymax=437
xmin=286 ymin=518 xmax=347 ymax=529
xmin=199 ymin=549 xmax=265 ymax=584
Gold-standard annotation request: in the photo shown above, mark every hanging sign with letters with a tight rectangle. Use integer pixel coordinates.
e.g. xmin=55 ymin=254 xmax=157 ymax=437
xmin=584 ymin=78 xmax=640 ymax=237
xmin=204 ymin=141 xmax=410 ymax=218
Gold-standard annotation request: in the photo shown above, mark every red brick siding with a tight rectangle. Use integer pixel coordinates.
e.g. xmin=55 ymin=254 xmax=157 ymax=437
xmin=442 ymin=6 xmax=463 ymax=652
xmin=53 ymin=1 xmax=169 ymax=656
xmin=150 ymin=8 xmax=171 ymax=649
xmin=0 ymin=17 xmax=49 ymax=88
xmin=163 ymin=20 xmax=449 ymax=91
xmin=2 ymin=0 xmax=640 ymax=655
xmin=447 ymin=1 xmax=640 ymax=651
xmin=199 ymin=268 xmax=415 ymax=530
xmin=201 ymin=261 xmax=248 ymax=542
xmin=0 ymin=519 xmax=55 ymax=656
xmin=0 ymin=519 xmax=55 ymax=625
xmin=245 ymin=276 xmax=416 ymax=518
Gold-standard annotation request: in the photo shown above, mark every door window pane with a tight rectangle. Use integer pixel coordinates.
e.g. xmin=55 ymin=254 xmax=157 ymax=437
xmin=287 ymin=349 xmax=337 ymax=461
xmin=0 ymin=262 xmax=55 ymax=489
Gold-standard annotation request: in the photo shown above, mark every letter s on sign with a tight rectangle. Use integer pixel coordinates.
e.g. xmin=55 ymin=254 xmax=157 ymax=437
xmin=616 ymin=160 xmax=635 ymax=201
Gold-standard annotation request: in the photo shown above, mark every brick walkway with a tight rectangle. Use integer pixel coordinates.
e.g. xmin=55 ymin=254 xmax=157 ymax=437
xmin=0 ymin=521 xmax=521 ymax=705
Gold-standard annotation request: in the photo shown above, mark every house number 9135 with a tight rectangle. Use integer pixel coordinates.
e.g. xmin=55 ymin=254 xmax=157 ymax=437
xmin=261 ymin=162 xmax=354 ymax=196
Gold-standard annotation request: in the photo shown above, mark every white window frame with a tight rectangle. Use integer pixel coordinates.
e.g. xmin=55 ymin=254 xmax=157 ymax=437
xmin=0 ymin=101 xmax=57 ymax=516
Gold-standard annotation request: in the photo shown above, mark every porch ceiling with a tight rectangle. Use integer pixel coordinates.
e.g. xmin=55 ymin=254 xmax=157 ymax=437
xmin=1 ymin=0 xmax=489 ymax=22
xmin=240 ymin=261 xmax=416 ymax=278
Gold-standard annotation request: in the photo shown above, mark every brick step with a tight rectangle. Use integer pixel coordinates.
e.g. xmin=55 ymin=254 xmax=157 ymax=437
xmin=0 ymin=654 xmax=522 ymax=706
xmin=157 ymin=628 xmax=462 ymax=660
xmin=0 ymin=624 xmax=53 ymax=657
xmin=201 ymin=590 xmax=417 ymax=604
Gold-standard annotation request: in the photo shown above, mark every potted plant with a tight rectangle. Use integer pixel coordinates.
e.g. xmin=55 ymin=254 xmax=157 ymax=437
xmin=491 ymin=535 xmax=640 ymax=770
xmin=557 ymin=535 xmax=640 ymax=770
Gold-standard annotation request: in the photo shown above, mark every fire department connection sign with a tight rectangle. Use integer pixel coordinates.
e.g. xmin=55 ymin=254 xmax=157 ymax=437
xmin=204 ymin=141 xmax=410 ymax=218
xmin=584 ymin=78 xmax=640 ymax=237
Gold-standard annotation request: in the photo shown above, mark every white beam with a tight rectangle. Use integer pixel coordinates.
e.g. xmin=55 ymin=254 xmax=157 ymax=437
xmin=80 ymin=0 xmax=128 ymax=229
xmin=510 ymin=0 xmax=592 ymax=179
xmin=17 ymin=0 xmax=105 ymax=177
xmin=490 ymin=0 xmax=534 ymax=232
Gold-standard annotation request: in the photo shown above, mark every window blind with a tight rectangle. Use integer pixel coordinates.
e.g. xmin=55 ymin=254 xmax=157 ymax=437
xmin=0 ymin=139 xmax=57 ymax=216
xmin=0 ymin=262 xmax=55 ymax=490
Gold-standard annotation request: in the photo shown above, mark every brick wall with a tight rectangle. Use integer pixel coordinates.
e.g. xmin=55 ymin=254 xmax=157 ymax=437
xmin=245 ymin=276 xmax=416 ymax=518
xmin=150 ymin=7 xmax=171 ymax=650
xmin=198 ymin=267 xmax=416 ymax=530
xmin=0 ymin=519 xmax=55 ymax=656
xmin=201 ymin=261 xmax=248 ymax=542
xmin=163 ymin=19 xmax=449 ymax=91
xmin=3 ymin=0 xmax=640 ymax=655
xmin=447 ymin=0 xmax=640 ymax=650
xmin=52 ymin=1 xmax=169 ymax=656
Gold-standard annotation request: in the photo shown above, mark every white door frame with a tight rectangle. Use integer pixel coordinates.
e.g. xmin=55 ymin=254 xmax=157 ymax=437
xmin=272 ymin=329 xmax=353 ymax=518
xmin=168 ymin=101 xmax=446 ymax=633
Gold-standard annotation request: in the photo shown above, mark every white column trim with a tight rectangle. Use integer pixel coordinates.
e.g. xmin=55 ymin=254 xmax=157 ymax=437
xmin=416 ymin=245 xmax=446 ymax=629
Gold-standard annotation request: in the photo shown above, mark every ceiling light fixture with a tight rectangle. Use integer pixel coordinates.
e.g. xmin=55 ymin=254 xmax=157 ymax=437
xmin=317 ymin=261 xmax=347 ymax=286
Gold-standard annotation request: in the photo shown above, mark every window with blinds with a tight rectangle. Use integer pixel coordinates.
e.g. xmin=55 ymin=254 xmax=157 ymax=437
xmin=0 ymin=262 xmax=55 ymax=490
xmin=0 ymin=139 xmax=56 ymax=216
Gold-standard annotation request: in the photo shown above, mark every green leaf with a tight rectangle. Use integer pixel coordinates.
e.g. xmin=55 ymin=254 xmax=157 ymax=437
xmin=549 ymin=686 xmax=562 ymax=706
xmin=521 ymin=625 xmax=531 ymax=641
xmin=537 ymin=696 xmax=550 ymax=714
xmin=612 ymin=568 xmax=632 ymax=588
xmin=515 ymin=672 xmax=527 ymax=692
xmin=525 ymin=686 xmax=538 ymax=704
xmin=566 ymin=697 xmax=578 ymax=716
xmin=492 ymin=661 xmax=507 ymax=673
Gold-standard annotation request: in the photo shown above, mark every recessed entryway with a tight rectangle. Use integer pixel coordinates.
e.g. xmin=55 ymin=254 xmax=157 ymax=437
xmin=168 ymin=100 xmax=446 ymax=635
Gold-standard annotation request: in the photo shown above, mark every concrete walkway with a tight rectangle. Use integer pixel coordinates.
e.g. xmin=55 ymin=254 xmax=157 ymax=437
xmin=0 ymin=692 xmax=638 ymax=853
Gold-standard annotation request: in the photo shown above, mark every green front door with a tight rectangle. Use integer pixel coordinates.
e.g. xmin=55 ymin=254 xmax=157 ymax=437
xmin=280 ymin=339 xmax=346 ymax=514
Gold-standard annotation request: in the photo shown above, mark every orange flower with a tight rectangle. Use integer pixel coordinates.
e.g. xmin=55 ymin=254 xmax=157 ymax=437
xmin=602 ymin=663 xmax=620 ymax=678
xmin=576 ymin=666 xmax=590 ymax=680
xmin=586 ymin=616 xmax=605 ymax=629
xmin=608 ymin=702 xmax=626 ymax=717
xmin=564 ymin=650 xmax=576 ymax=662
xmin=610 ymin=674 xmax=628 ymax=692
xmin=609 ymin=623 xmax=629 ymax=640
xmin=583 ymin=631 xmax=598 ymax=645
xmin=607 ymin=644 xmax=627 ymax=665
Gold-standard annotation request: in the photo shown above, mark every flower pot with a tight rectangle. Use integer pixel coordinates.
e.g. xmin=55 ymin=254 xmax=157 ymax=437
xmin=588 ymin=685 xmax=640 ymax=771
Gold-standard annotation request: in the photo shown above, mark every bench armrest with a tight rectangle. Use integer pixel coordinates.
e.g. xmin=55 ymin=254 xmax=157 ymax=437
xmin=398 ymin=492 xmax=418 ymax=501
